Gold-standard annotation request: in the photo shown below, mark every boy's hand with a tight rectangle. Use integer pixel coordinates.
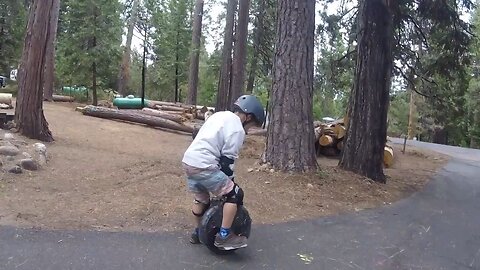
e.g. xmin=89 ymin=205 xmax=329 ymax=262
xmin=219 ymin=156 xmax=234 ymax=177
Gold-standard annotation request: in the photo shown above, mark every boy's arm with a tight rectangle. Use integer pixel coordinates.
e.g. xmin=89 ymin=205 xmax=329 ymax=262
xmin=220 ymin=130 xmax=246 ymax=176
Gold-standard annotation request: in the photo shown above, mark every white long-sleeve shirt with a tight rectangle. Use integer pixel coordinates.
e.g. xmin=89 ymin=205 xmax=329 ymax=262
xmin=182 ymin=111 xmax=246 ymax=169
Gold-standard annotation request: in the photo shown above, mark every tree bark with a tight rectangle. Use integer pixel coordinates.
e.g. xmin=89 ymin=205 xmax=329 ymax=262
xmin=230 ymin=0 xmax=250 ymax=104
xmin=339 ymin=0 xmax=395 ymax=183
xmin=246 ymin=0 xmax=265 ymax=94
xmin=471 ymin=109 xmax=480 ymax=149
xmin=82 ymin=105 xmax=194 ymax=133
xmin=264 ymin=0 xmax=317 ymax=172
xmin=175 ymin=26 xmax=180 ymax=103
xmin=216 ymin=0 xmax=237 ymax=112
xmin=117 ymin=0 xmax=140 ymax=96
xmin=43 ymin=0 xmax=60 ymax=101
xmin=92 ymin=8 xmax=98 ymax=106
xmin=92 ymin=55 xmax=98 ymax=106
xmin=15 ymin=0 xmax=55 ymax=142
xmin=186 ymin=0 xmax=204 ymax=105
xmin=407 ymin=68 xmax=417 ymax=140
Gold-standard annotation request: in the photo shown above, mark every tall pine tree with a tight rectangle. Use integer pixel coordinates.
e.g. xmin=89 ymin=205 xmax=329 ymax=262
xmin=56 ymin=0 xmax=122 ymax=104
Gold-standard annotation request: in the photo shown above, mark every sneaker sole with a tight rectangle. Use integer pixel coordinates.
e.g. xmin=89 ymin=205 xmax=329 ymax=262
xmin=214 ymin=243 xmax=248 ymax=251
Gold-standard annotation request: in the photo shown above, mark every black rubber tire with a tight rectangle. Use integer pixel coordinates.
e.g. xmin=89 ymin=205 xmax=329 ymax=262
xmin=198 ymin=203 xmax=252 ymax=255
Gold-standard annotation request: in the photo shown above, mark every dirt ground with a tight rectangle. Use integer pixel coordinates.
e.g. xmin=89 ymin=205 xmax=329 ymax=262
xmin=0 ymin=102 xmax=448 ymax=233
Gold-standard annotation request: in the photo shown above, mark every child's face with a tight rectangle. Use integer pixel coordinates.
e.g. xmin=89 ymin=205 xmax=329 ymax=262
xmin=243 ymin=115 xmax=257 ymax=132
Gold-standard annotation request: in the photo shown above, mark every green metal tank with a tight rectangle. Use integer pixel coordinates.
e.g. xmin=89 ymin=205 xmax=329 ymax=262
xmin=113 ymin=97 xmax=149 ymax=109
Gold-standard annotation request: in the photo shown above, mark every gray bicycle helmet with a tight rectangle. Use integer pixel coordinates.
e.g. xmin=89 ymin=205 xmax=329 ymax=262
xmin=233 ymin=95 xmax=266 ymax=126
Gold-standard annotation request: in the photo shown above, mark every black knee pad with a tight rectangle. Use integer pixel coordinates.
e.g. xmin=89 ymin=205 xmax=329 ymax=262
xmin=192 ymin=200 xmax=210 ymax=217
xmin=224 ymin=184 xmax=244 ymax=206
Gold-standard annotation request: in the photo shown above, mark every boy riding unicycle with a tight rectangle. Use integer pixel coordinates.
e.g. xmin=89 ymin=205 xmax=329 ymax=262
xmin=182 ymin=95 xmax=265 ymax=250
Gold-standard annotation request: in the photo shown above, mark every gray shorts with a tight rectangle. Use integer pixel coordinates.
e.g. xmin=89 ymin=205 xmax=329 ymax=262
xmin=183 ymin=163 xmax=235 ymax=204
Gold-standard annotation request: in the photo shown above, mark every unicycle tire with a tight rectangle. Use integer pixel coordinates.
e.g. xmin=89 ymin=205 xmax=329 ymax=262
xmin=198 ymin=203 xmax=252 ymax=255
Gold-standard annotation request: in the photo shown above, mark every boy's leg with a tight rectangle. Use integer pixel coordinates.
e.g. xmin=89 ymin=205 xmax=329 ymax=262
xmin=189 ymin=194 xmax=209 ymax=244
xmin=209 ymin=176 xmax=247 ymax=250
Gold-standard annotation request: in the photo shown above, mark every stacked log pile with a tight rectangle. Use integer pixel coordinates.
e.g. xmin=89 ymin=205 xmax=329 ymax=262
xmin=77 ymin=100 xmax=215 ymax=135
xmin=146 ymin=100 xmax=213 ymax=121
xmin=314 ymin=118 xmax=395 ymax=167
xmin=314 ymin=119 xmax=346 ymax=157
xmin=79 ymin=105 xmax=194 ymax=133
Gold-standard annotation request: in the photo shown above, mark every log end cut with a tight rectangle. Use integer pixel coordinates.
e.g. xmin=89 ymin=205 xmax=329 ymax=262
xmin=384 ymin=145 xmax=394 ymax=168
xmin=319 ymin=134 xmax=335 ymax=147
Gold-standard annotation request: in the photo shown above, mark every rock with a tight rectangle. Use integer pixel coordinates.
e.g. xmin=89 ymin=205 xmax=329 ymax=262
xmin=6 ymin=156 xmax=15 ymax=161
xmin=8 ymin=165 xmax=22 ymax=174
xmin=20 ymin=159 xmax=38 ymax=171
xmin=33 ymin=143 xmax=47 ymax=154
xmin=36 ymin=154 xmax=47 ymax=166
xmin=22 ymin=152 xmax=32 ymax=159
xmin=10 ymin=128 xmax=18 ymax=133
xmin=4 ymin=133 xmax=14 ymax=140
xmin=33 ymin=143 xmax=47 ymax=166
xmin=307 ymin=183 xmax=314 ymax=189
xmin=0 ymin=145 xmax=20 ymax=156
xmin=269 ymin=168 xmax=275 ymax=173
xmin=4 ymin=121 xmax=15 ymax=130
xmin=247 ymin=168 xmax=254 ymax=172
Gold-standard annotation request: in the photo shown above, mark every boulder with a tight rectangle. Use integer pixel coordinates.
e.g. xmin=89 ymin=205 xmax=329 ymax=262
xmin=8 ymin=165 xmax=22 ymax=174
xmin=0 ymin=145 xmax=20 ymax=156
xmin=4 ymin=133 xmax=14 ymax=140
xmin=20 ymin=159 xmax=38 ymax=171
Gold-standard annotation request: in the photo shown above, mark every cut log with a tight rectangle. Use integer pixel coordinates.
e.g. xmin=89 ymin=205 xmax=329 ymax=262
xmin=52 ymin=94 xmax=74 ymax=102
xmin=156 ymin=105 xmax=190 ymax=112
xmin=321 ymin=126 xmax=336 ymax=136
xmin=319 ymin=134 xmax=336 ymax=147
xmin=149 ymin=100 xmax=184 ymax=107
xmin=333 ymin=124 xmax=346 ymax=139
xmin=0 ymin=93 xmax=13 ymax=106
xmin=82 ymin=105 xmax=194 ymax=133
xmin=313 ymin=121 xmax=323 ymax=128
xmin=75 ymin=106 xmax=85 ymax=112
xmin=141 ymin=108 xmax=186 ymax=123
xmin=197 ymin=106 xmax=209 ymax=114
xmin=314 ymin=126 xmax=323 ymax=141
xmin=384 ymin=145 xmax=394 ymax=168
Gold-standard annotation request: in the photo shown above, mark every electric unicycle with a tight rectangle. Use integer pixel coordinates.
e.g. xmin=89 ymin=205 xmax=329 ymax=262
xmin=198 ymin=196 xmax=252 ymax=254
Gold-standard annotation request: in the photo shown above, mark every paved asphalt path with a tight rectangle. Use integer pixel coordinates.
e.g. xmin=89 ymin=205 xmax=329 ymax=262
xmin=1 ymin=140 xmax=480 ymax=270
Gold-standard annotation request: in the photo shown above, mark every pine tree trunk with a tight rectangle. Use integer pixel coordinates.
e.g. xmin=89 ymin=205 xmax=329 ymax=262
xmin=186 ymin=0 xmax=204 ymax=105
xmin=407 ymin=69 xmax=417 ymax=139
xmin=470 ymin=109 xmax=480 ymax=149
xmin=43 ymin=0 xmax=60 ymax=101
xmin=246 ymin=0 xmax=265 ymax=94
xmin=117 ymin=0 xmax=139 ymax=96
xmin=264 ymin=0 xmax=317 ymax=172
xmin=92 ymin=60 xmax=97 ymax=106
xmin=92 ymin=8 xmax=98 ymax=106
xmin=216 ymin=0 xmax=237 ymax=112
xmin=15 ymin=0 xmax=54 ymax=142
xmin=230 ymin=0 xmax=250 ymax=104
xmin=339 ymin=0 xmax=394 ymax=183
xmin=175 ymin=26 xmax=180 ymax=103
